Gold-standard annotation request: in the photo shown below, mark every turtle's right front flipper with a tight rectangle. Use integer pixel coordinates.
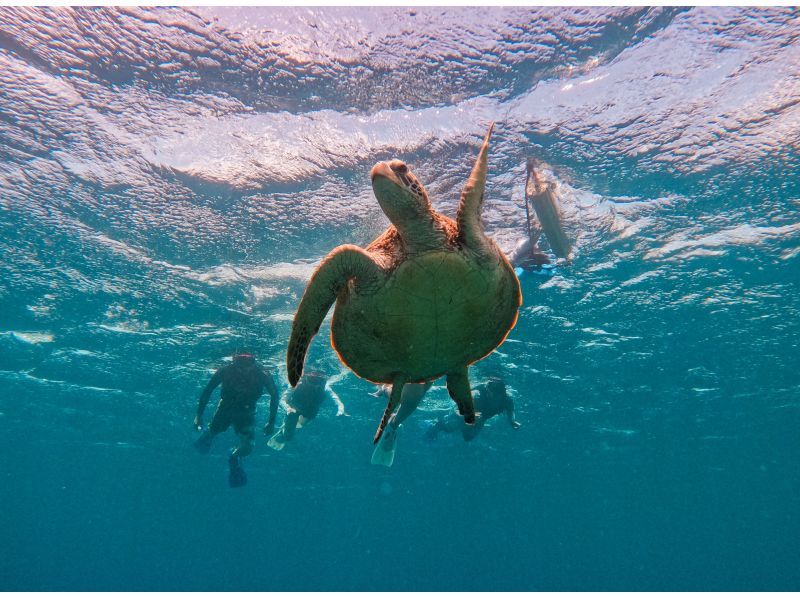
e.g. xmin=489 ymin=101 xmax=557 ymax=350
xmin=287 ymin=244 xmax=385 ymax=387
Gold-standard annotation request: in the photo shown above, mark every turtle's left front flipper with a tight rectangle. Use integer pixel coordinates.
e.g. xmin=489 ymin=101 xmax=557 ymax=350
xmin=287 ymin=245 xmax=385 ymax=387
xmin=446 ymin=367 xmax=477 ymax=424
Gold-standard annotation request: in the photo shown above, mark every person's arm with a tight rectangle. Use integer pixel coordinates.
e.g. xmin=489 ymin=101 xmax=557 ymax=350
xmin=195 ymin=367 xmax=224 ymax=429
xmin=262 ymin=369 xmax=281 ymax=435
xmin=272 ymin=389 xmax=292 ymax=414
xmin=327 ymin=385 xmax=347 ymax=416
xmin=368 ymin=384 xmax=390 ymax=399
xmin=510 ymin=235 xmax=551 ymax=272
xmin=505 ymin=396 xmax=521 ymax=429
xmin=509 ymin=237 xmax=533 ymax=268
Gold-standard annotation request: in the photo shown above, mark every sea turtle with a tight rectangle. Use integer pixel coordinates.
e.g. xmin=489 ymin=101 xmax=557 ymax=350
xmin=286 ymin=123 xmax=522 ymax=442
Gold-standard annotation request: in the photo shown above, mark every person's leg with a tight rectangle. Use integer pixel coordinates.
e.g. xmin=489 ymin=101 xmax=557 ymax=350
xmin=228 ymin=410 xmax=254 ymax=488
xmin=194 ymin=429 xmax=215 ymax=454
xmin=228 ymin=450 xmax=248 ymax=487
xmin=267 ymin=410 xmax=301 ymax=451
xmin=439 ymin=411 xmax=463 ymax=434
xmin=282 ymin=411 xmax=301 ymax=440
xmin=194 ymin=406 xmax=229 ymax=453
xmin=390 ymin=387 xmax=425 ymax=429
xmin=461 ymin=418 xmax=486 ymax=442
xmin=233 ymin=410 xmax=256 ymax=458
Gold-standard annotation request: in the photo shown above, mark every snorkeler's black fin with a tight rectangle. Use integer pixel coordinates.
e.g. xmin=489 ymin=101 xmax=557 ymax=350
xmin=193 ymin=432 xmax=213 ymax=455
xmin=228 ymin=452 xmax=247 ymax=488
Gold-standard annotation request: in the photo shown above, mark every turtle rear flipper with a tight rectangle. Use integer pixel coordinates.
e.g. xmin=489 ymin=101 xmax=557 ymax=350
xmin=373 ymin=375 xmax=406 ymax=444
xmin=287 ymin=245 xmax=385 ymax=386
xmin=446 ymin=367 xmax=477 ymax=424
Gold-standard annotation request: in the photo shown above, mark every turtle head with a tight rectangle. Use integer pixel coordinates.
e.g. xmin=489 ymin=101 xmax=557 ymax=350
xmin=370 ymin=159 xmax=432 ymax=226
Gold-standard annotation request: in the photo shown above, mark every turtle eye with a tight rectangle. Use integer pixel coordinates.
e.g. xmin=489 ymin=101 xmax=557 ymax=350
xmin=389 ymin=160 xmax=408 ymax=174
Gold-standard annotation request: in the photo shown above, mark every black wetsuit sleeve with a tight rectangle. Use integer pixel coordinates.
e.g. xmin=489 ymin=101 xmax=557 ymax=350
xmin=197 ymin=367 xmax=225 ymax=418
xmin=263 ymin=369 xmax=280 ymax=427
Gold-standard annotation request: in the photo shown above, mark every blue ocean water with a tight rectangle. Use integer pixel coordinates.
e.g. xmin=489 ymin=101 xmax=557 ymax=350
xmin=1 ymin=6 xmax=799 ymax=591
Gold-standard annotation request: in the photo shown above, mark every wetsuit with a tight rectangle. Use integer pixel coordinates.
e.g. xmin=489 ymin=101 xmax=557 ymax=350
xmin=196 ymin=356 xmax=279 ymax=457
xmin=474 ymin=382 xmax=513 ymax=419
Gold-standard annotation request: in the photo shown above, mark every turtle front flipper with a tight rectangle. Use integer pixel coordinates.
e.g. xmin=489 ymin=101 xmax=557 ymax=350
xmin=287 ymin=245 xmax=385 ymax=387
xmin=373 ymin=375 xmax=406 ymax=444
xmin=446 ymin=367 xmax=477 ymax=424
xmin=456 ymin=123 xmax=494 ymax=257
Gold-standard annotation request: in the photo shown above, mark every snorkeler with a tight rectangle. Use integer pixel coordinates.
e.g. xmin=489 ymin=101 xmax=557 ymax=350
xmin=370 ymin=381 xmax=434 ymax=467
xmin=193 ymin=352 xmax=280 ymax=488
xmin=509 ymin=158 xmax=572 ymax=277
xmin=425 ymin=377 xmax=520 ymax=442
xmin=267 ymin=370 xmax=346 ymax=451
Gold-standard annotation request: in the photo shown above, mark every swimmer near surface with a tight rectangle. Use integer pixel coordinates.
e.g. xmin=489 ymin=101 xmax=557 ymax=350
xmin=286 ymin=124 xmax=522 ymax=443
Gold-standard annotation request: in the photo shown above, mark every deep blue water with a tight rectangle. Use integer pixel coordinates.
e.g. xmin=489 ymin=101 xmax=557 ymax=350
xmin=1 ymin=6 xmax=799 ymax=591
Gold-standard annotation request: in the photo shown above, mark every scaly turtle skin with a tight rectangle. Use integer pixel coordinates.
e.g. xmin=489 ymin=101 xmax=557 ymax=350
xmin=287 ymin=124 xmax=521 ymax=442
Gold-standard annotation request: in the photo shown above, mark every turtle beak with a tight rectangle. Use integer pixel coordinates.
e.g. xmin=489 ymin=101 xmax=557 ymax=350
xmin=371 ymin=160 xmax=430 ymax=231
xmin=370 ymin=161 xmax=395 ymax=183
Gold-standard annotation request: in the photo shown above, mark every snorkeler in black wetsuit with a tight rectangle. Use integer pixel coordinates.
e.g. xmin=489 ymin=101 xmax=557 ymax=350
xmin=426 ymin=377 xmax=521 ymax=442
xmin=194 ymin=353 xmax=279 ymax=487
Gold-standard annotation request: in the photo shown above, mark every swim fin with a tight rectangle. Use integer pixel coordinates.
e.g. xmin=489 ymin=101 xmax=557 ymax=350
xmin=193 ymin=432 xmax=213 ymax=454
xmin=370 ymin=424 xmax=399 ymax=467
xmin=228 ymin=452 xmax=247 ymax=488
xmin=267 ymin=426 xmax=286 ymax=451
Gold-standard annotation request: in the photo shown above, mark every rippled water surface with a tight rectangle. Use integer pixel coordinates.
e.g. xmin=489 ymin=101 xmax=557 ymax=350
xmin=1 ymin=6 xmax=799 ymax=591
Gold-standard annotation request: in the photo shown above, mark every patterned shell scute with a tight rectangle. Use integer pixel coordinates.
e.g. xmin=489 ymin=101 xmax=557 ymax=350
xmin=330 ymin=246 xmax=520 ymax=383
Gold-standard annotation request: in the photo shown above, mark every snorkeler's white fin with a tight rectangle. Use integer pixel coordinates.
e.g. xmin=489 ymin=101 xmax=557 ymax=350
xmin=370 ymin=425 xmax=399 ymax=467
xmin=297 ymin=415 xmax=307 ymax=428
xmin=267 ymin=427 xmax=286 ymax=451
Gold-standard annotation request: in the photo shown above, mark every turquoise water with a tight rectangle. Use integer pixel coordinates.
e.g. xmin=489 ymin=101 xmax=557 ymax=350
xmin=1 ymin=6 xmax=799 ymax=591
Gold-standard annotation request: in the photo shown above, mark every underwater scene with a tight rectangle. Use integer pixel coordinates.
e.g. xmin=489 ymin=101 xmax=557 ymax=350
xmin=1 ymin=6 xmax=799 ymax=591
